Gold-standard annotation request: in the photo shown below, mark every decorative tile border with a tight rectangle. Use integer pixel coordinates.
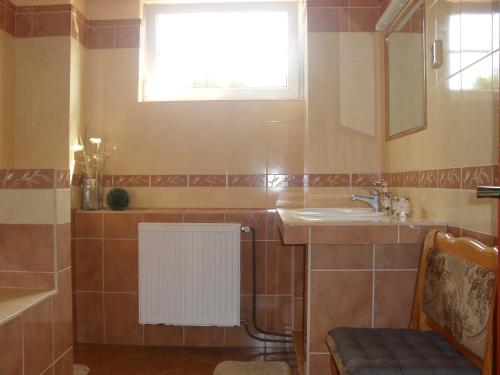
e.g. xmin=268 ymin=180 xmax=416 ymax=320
xmin=419 ymin=169 xmax=438 ymax=188
xmin=0 ymin=169 xmax=72 ymax=189
xmin=0 ymin=0 xmax=16 ymax=36
xmin=88 ymin=19 xmax=141 ymax=49
xmin=189 ymin=175 xmax=227 ymax=187
xmin=151 ymin=175 xmax=188 ymax=187
xmin=56 ymin=169 xmax=71 ymax=188
xmin=113 ymin=175 xmax=150 ymax=187
xmin=1 ymin=0 xmax=383 ymax=42
xmin=437 ymin=168 xmax=462 ymax=189
xmin=351 ymin=173 xmax=381 ymax=187
xmin=267 ymin=174 xmax=305 ymax=188
xmin=228 ymin=174 xmax=267 ymax=187
xmin=308 ymin=173 xmax=350 ymax=187
xmin=462 ymin=165 xmax=494 ymax=190
xmin=91 ymin=165 xmax=498 ymax=190
xmin=386 ymin=164 xmax=497 ymax=190
xmin=0 ymin=0 xmax=141 ymax=49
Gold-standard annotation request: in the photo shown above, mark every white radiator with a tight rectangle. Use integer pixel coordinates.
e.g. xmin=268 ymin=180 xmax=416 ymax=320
xmin=138 ymin=223 xmax=241 ymax=326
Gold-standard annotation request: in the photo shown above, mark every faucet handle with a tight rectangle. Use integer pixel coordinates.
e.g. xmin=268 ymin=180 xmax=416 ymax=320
xmin=360 ymin=187 xmax=380 ymax=196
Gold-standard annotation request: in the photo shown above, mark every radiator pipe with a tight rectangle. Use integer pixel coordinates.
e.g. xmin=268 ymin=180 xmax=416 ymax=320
xmin=241 ymin=320 xmax=292 ymax=343
xmin=241 ymin=226 xmax=293 ymax=343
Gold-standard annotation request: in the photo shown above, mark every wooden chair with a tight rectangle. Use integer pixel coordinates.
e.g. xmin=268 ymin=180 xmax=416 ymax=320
xmin=327 ymin=230 xmax=498 ymax=375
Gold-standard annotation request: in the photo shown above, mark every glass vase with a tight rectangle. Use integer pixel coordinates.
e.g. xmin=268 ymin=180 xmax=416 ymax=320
xmin=82 ymin=178 xmax=99 ymax=211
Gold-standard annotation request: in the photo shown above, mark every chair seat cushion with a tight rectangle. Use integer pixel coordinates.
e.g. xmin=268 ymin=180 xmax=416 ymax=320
xmin=327 ymin=328 xmax=479 ymax=375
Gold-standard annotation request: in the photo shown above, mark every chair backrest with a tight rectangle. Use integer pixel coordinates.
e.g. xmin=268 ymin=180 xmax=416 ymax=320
xmin=410 ymin=230 xmax=498 ymax=375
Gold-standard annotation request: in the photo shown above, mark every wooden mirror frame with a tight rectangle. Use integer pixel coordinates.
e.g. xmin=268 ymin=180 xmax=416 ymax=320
xmin=384 ymin=0 xmax=427 ymax=141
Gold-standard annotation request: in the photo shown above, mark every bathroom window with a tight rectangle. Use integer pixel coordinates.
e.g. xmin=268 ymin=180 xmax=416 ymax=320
xmin=143 ymin=2 xmax=300 ymax=101
xmin=448 ymin=13 xmax=495 ymax=90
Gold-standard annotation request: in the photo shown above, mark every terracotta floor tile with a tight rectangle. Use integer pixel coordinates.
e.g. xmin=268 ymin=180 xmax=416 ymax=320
xmin=74 ymin=345 xmax=299 ymax=375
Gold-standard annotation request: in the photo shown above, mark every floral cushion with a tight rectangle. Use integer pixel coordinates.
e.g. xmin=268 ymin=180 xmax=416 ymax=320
xmin=423 ymin=249 xmax=496 ymax=358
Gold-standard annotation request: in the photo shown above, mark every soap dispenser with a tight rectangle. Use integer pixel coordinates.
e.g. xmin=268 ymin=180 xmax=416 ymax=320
xmin=380 ymin=182 xmax=392 ymax=212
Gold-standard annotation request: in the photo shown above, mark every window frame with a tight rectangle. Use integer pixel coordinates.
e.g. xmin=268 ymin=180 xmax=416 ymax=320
xmin=143 ymin=2 xmax=300 ymax=101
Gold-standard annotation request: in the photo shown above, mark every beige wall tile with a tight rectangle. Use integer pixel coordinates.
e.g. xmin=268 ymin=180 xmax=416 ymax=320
xmin=307 ymin=187 xmax=367 ymax=208
xmin=434 ymin=75 xmax=461 ymax=169
xmin=459 ymin=189 xmax=498 ymax=235
xmin=0 ymin=189 xmax=55 ymax=224
xmin=460 ymin=54 xmax=498 ymax=166
xmin=226 ymin=188 xmax=267 ymax=209
xmin=12 ymin=36 xmax=73 ymax=170
xmin=151 ymin=186 xmax=228 ymax=209
xmin=188 ymin=187 xmax=228 ymax=209
xmin=267 ymin=121 xmax=305 ymax=175
xmin=85 ymin=48 xmax=305 ymax=177
xmin=86 ymin=0 xmax=140 ymax=20
xmin=0 ymin=30 xmax=15 ymax=168
xmin=150 ymin=187 xmax=192 ymax=208
xmin=267 ymin=188 xmax=305 ymax=208
xmin=56 ymin=189 xmax=71 ymax=224
xmin=307 ymin=32 xmax=382 ymax=174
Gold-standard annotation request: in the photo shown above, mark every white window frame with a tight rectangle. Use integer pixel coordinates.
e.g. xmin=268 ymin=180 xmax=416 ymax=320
xmin=143 ymin=2 xmax=300 ymax=101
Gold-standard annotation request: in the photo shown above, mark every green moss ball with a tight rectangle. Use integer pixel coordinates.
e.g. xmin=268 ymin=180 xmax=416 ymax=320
xmin=106 ymin=188 xmax=130 ymax=211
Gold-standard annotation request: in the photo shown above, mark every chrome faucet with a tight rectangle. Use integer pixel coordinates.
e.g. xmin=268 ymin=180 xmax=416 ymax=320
xmin=352 ymin=187 xmax=381 ymax=212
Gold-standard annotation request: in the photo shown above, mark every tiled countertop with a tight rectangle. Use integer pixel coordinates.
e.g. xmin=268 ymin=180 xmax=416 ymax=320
xmin=277 ymin=209 xmax=446 ymax=244
xmin=0 ymin=288 xmax=56 ymax=325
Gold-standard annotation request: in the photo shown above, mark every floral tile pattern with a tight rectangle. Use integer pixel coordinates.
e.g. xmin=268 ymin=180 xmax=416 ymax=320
xmin=267 ymin=175 xmax=305 ymax=188
xmin=351 ymin=173 xmax=382 ymax=187
xmin=56 ymin=169 xmax=71 ymax=188
xmin=308 ymin=174 xmax=350 ymax=187
xmin=390 ymin=172 xmax=405 ymax=187
xmin=150 ymin=175 xmax=187 ymax=187
xmin=2 ymin=169 xmax=54 ymax=189
xmin=228 ymin=175 xmax=267 ymax=187
xmin=419 ymin=170 xmax=438 ymax=188
xmin=113 ymin=175 xmax=150 ymax=187
xmin=461 ymin=166 xmax=493 ymax=190
xmin=404 ymin=171 xmax=419 ymax=188
xmin=189 ymin=175 xmax=227 ymax=187
xmin=438 ymin=168 xmax=462 ymax=189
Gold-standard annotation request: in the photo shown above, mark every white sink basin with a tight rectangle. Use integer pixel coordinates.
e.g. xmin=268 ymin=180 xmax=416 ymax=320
xmin=288 ymin=207 xmax=388 ymax=221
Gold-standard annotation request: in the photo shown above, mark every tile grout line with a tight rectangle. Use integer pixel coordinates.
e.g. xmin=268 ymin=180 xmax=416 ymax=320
xmin=21 ymin=314 xmax=25 ymax=375
xmin=101 ymin=214 xmax=105 ymax=344
xmin=371 ymin=244 xmax=375 ymax=329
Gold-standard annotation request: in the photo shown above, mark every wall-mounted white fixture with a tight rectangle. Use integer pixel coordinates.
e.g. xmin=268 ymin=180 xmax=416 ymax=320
xmin=430 ymin=39 xmax=443 ymax=69
xmin=375 ymin=0 xmax=411 ymax=32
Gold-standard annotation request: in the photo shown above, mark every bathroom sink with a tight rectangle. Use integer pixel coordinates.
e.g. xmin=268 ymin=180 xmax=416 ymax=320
xmin=287 ymin=207 xmax=388 ymax=221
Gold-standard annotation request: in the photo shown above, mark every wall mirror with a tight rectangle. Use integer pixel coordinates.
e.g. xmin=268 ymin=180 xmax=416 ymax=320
xmin=385 ymin=0 xmax=426 ymax=140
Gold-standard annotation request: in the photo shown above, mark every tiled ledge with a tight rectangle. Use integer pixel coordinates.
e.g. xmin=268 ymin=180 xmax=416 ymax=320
xmin=277 ymin=209 xmax=498 ymax=246
xmin=276 ymin=209 xmax=446 ymax=245
xmin=0 ymin=288 xmax=56 ymax=325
